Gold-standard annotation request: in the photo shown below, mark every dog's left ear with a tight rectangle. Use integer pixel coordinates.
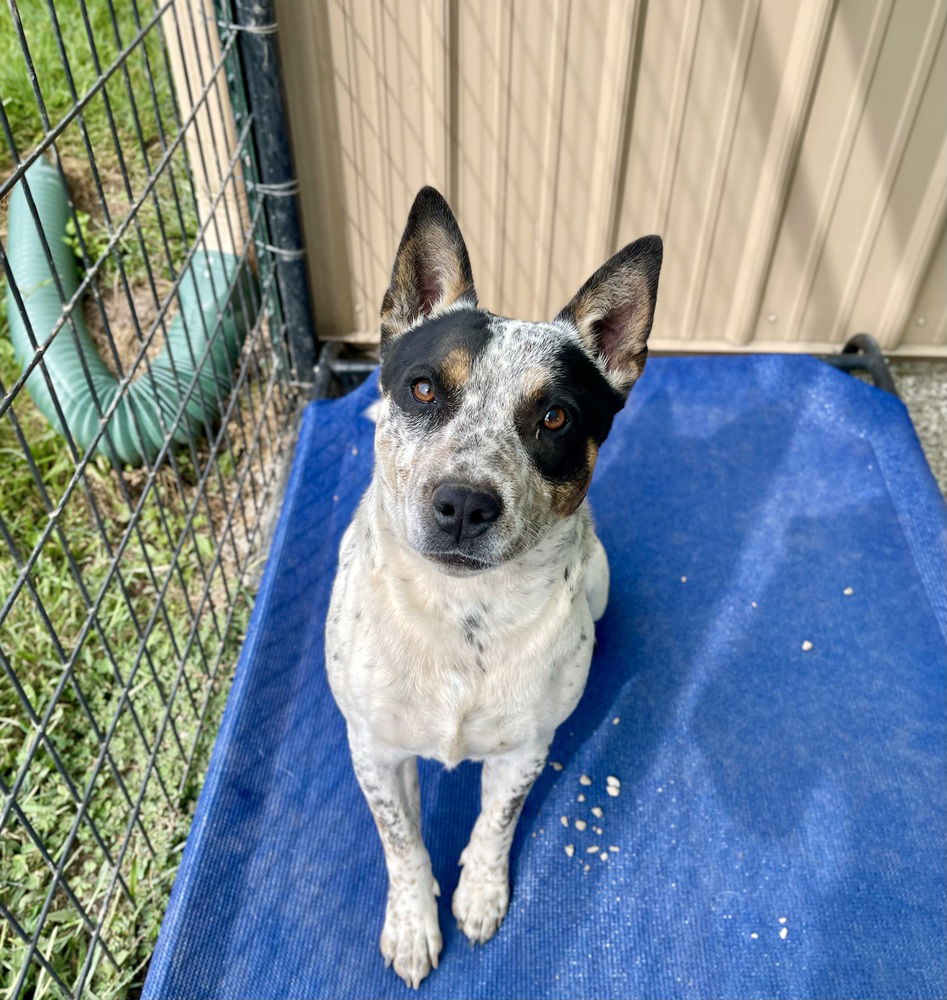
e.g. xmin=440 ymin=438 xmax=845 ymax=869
xmin=556 ymin=235 xmax=663 ymax=395
xmin=380 ymin=187 xmax=477 ymax=348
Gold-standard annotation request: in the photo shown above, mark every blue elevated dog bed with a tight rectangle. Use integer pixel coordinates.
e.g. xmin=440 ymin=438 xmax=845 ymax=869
xmin=144 ymin=356 xmax=946 ymax=1000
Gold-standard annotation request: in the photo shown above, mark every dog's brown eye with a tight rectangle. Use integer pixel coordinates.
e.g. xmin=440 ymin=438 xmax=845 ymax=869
xmin=543 ymin=406 xmax=567 ymax=431
xmin=412 ymin=378 xmax=435 ymax=403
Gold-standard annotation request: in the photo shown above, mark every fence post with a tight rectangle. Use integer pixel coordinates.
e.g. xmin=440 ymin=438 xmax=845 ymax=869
xmin=229 ymin=0 xmax=317 ymax=390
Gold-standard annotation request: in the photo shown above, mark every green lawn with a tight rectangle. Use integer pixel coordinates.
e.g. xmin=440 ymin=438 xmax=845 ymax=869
xmin=1 ymin=3 xmax=268 ymax=996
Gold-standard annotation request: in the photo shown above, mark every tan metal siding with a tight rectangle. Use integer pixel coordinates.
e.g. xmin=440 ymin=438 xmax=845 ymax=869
xmin=275 ymin=0 xmax=947 ymax=356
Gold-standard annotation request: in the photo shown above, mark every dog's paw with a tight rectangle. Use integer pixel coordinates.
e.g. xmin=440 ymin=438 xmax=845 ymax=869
xmin=452 ymin=863 xmax=510 ymax=945
xmin=380 ymin=888 xmax=442 ymax=989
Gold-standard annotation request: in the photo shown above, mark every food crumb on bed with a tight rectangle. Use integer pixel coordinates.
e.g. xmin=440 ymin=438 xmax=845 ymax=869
xmin=550 ymin=761 xmax=564 ymax=771
xmin=600 ymin=852 xmax=609 ymax=861
xmin=681 ymin=575 xmax=688 ymax=583
xmin=564 ymin=844 xmax=575 ymax=857
xmin=609 ymin=845 xmax=619 ymax=852
xmin=591 ymin=806 xmax=603 ymax=818
xmin=586 ymin=845 xmax=600 ymax=854
xmin=750 ymin=932 xmax=758 ymax=940
xmin=606 ymin=776 xmax=621 ymax=797
xmin=751 ymin=601 xmax=757 ymax=608
xmin=779 ymin=927 xmax=789 ymax=940
xmin=843 ymin=586 xmax=854 ymax=595
xmin=351 ymin=446 xmax=358 ymax=456
xmin=574 ymin=819 xmax=587 ymax=831
xmin=560 ymin=815 xmax=569 ymax=827
xmin=612 ymin=716 xmax=620 ymax=725
xmin=579 ymin=774 xmax=592 ymax=786
xmin=778 ymin=917 xmax=787 ymax=924
xmin=583 ymin=864 xmax=590 ymax=873
xmin=801 ymin=640 xmax=813 ymax=651
xmin=577 ymin=793 xmax=586 ymax=802
xmin=593 ymin=826 xmax=603 ymax=835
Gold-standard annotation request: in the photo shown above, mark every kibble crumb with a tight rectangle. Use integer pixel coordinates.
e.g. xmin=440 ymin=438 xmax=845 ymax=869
xmin=591 ymin=806 xmax=603 ymax=818
xmin=593 ymin=826 xmax=603 ymax=835
xmin=586 ymin=845 xmax=600 ymax=854
xmin=583 ymin=864 xmax=590 ymax=873
xmin=751 ymin=600 xmax=757 ymax=608
xmin=750 ymin=932 xmax=758 ymax=940
xmin=612 ymin=717 xmax=620 ymax=725
xmin=352 ymin=446 xmax=359 ymax=456
xmin=609 ymin=845 xmax=619 ymax=852
xmin=843 ymin=586 xmax=854 ymax=596
xmin=579 ymin=774 xmax=592 ymax=786
xmin=681 ymin=575 xmax=688 ymax=583
xmin=560 ymin=816 xmax=569 ymax=827
xmin=801 ymin=640 xmax=813 ymax=651
xmin=778 ymin=917 xmax=787 ymax=924
xmin=600 ymin=852 xmax=609 ymax=861
xmin=606 ymin=775 xmax=620 ymax=787
xmin=564 ymin=844 xmax=574 ymax=858
xmin=779 ymin=927 xmax=789 ymax=940
xmin=607 ymin=786 xmax=620 ymax=797
xmin=574 ymin=819 xmax=587 ymax=831
xmin=577 ymin=794 xmax=586 ymax=802
xmin=550 ymin=761 xmax=564 ymax=771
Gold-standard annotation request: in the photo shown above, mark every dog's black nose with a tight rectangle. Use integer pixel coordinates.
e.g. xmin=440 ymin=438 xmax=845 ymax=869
xmin=432 ymin=482 xmax=502 ymax=541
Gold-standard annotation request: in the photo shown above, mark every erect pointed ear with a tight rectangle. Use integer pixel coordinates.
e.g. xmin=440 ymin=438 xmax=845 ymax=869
xmin=555 ymin=235 xmax=663 ymax=394
xmin=379 ymin=187 xmax=477 ymax=348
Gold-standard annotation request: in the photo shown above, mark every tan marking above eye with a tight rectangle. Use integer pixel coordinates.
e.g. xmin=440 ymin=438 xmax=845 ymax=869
xmin=412 ymin=378 xmax=435 ymax=403
xmin=543 ymin=406 xmax=567 ymax=430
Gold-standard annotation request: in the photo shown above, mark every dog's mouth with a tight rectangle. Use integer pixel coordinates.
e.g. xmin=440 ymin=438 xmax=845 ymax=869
xmin=421 ymin=549 xmax=497 ymax=574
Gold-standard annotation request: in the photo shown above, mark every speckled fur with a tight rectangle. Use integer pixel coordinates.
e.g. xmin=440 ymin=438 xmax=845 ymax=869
xmin=326 ymin=188 xmax=660 ymax=989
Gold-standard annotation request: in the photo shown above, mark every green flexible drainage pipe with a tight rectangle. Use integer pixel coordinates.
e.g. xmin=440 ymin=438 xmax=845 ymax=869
xmin=5 ymin=159 xmax=251 ymax=466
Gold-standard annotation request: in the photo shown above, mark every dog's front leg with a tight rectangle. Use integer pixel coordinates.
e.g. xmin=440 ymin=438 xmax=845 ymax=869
xmin=350 ymin=742 xmax=441 ymax=988
xmin=452 ymin=744 xmax=547 ymax=944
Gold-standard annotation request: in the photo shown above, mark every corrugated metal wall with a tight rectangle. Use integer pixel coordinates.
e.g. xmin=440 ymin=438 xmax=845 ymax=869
xmin=275 ymin=0 xmax=947 ymax=355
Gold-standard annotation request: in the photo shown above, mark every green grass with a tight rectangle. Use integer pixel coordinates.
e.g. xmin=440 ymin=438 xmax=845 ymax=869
xmin=1 ymin=3 xmax=272 ymax=996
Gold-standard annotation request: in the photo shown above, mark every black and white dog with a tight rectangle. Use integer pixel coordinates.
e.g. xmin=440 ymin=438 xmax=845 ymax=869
xmin=326 ymin=188 xmax=662 ymax=988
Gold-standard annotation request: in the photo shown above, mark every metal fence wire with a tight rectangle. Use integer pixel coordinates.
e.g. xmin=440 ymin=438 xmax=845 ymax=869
xmin=0 ymin=1 xmax=316 ymax=995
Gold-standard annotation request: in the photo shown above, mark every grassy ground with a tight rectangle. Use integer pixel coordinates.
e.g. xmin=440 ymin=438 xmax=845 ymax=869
xmin=1 ymin=3 xmax=281 ymax=996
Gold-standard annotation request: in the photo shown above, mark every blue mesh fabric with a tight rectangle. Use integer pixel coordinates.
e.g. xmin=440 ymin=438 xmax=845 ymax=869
xmin=144 ymin=356 xmax=946 ymax=1000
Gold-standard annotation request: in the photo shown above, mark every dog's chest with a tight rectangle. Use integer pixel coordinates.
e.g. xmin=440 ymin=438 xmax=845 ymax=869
xmin=327 ymin=534 xmax=593 ymax=766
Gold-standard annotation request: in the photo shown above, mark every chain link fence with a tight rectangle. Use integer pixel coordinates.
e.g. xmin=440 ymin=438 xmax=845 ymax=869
xmin=0 ymin=1 xmax=315 ymax=994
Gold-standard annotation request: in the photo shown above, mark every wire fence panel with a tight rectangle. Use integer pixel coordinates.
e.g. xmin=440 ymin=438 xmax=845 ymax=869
xmin=0 ymin=1 xmax=312 ymax=995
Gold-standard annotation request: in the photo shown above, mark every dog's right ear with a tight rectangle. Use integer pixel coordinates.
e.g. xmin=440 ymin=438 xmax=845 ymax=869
xmin=380 ymin=187 xmax=477 ymax=349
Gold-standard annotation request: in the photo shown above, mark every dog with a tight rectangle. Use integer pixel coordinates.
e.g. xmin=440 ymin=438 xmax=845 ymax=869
xmin=325 ymin=187 xmax=662 ymax=988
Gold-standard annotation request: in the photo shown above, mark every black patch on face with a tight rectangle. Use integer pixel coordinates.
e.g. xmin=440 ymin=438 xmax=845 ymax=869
xmin=380 ymin=308 xmax=492 ymax=425
xmin=517 ymin=342 xmax=624 ymax=483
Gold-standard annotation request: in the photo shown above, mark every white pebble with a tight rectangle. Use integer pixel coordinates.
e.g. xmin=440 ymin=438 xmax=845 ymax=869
xmin=779 ymin=927 xmax=788 ymax=940
xmin=577 ymin=794 xmax=586 ymax=802
xmin=579 ymin=774 xmax=592 ymax=786
xmin=612 ymin=717 xmax=620 ymax=725
xmin=560 ymin=815 xmax=569 ymax=827
xmin=801 ymin=640 xmax=813 ymax=651
xmin=591 ymin=806 xmax=603 ymax=818
xmin=564 ymin=844 xmax=574 ymax=858
xmin=600 ymin=852 xmax=609 ymax=861
xmin=606 ymin=786 xmax=620 ymax=797
xmin=843 ymin=586 xmax=854 ymax=596
xmin=550 ymin=761 xmax=563 ymax=771
xmin=574 ymin=819 xmax=587 ymax=831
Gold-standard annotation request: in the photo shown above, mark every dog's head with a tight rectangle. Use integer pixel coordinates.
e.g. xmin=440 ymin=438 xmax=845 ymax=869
xmin=374 ymin=187 xmax=662 ymax=574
